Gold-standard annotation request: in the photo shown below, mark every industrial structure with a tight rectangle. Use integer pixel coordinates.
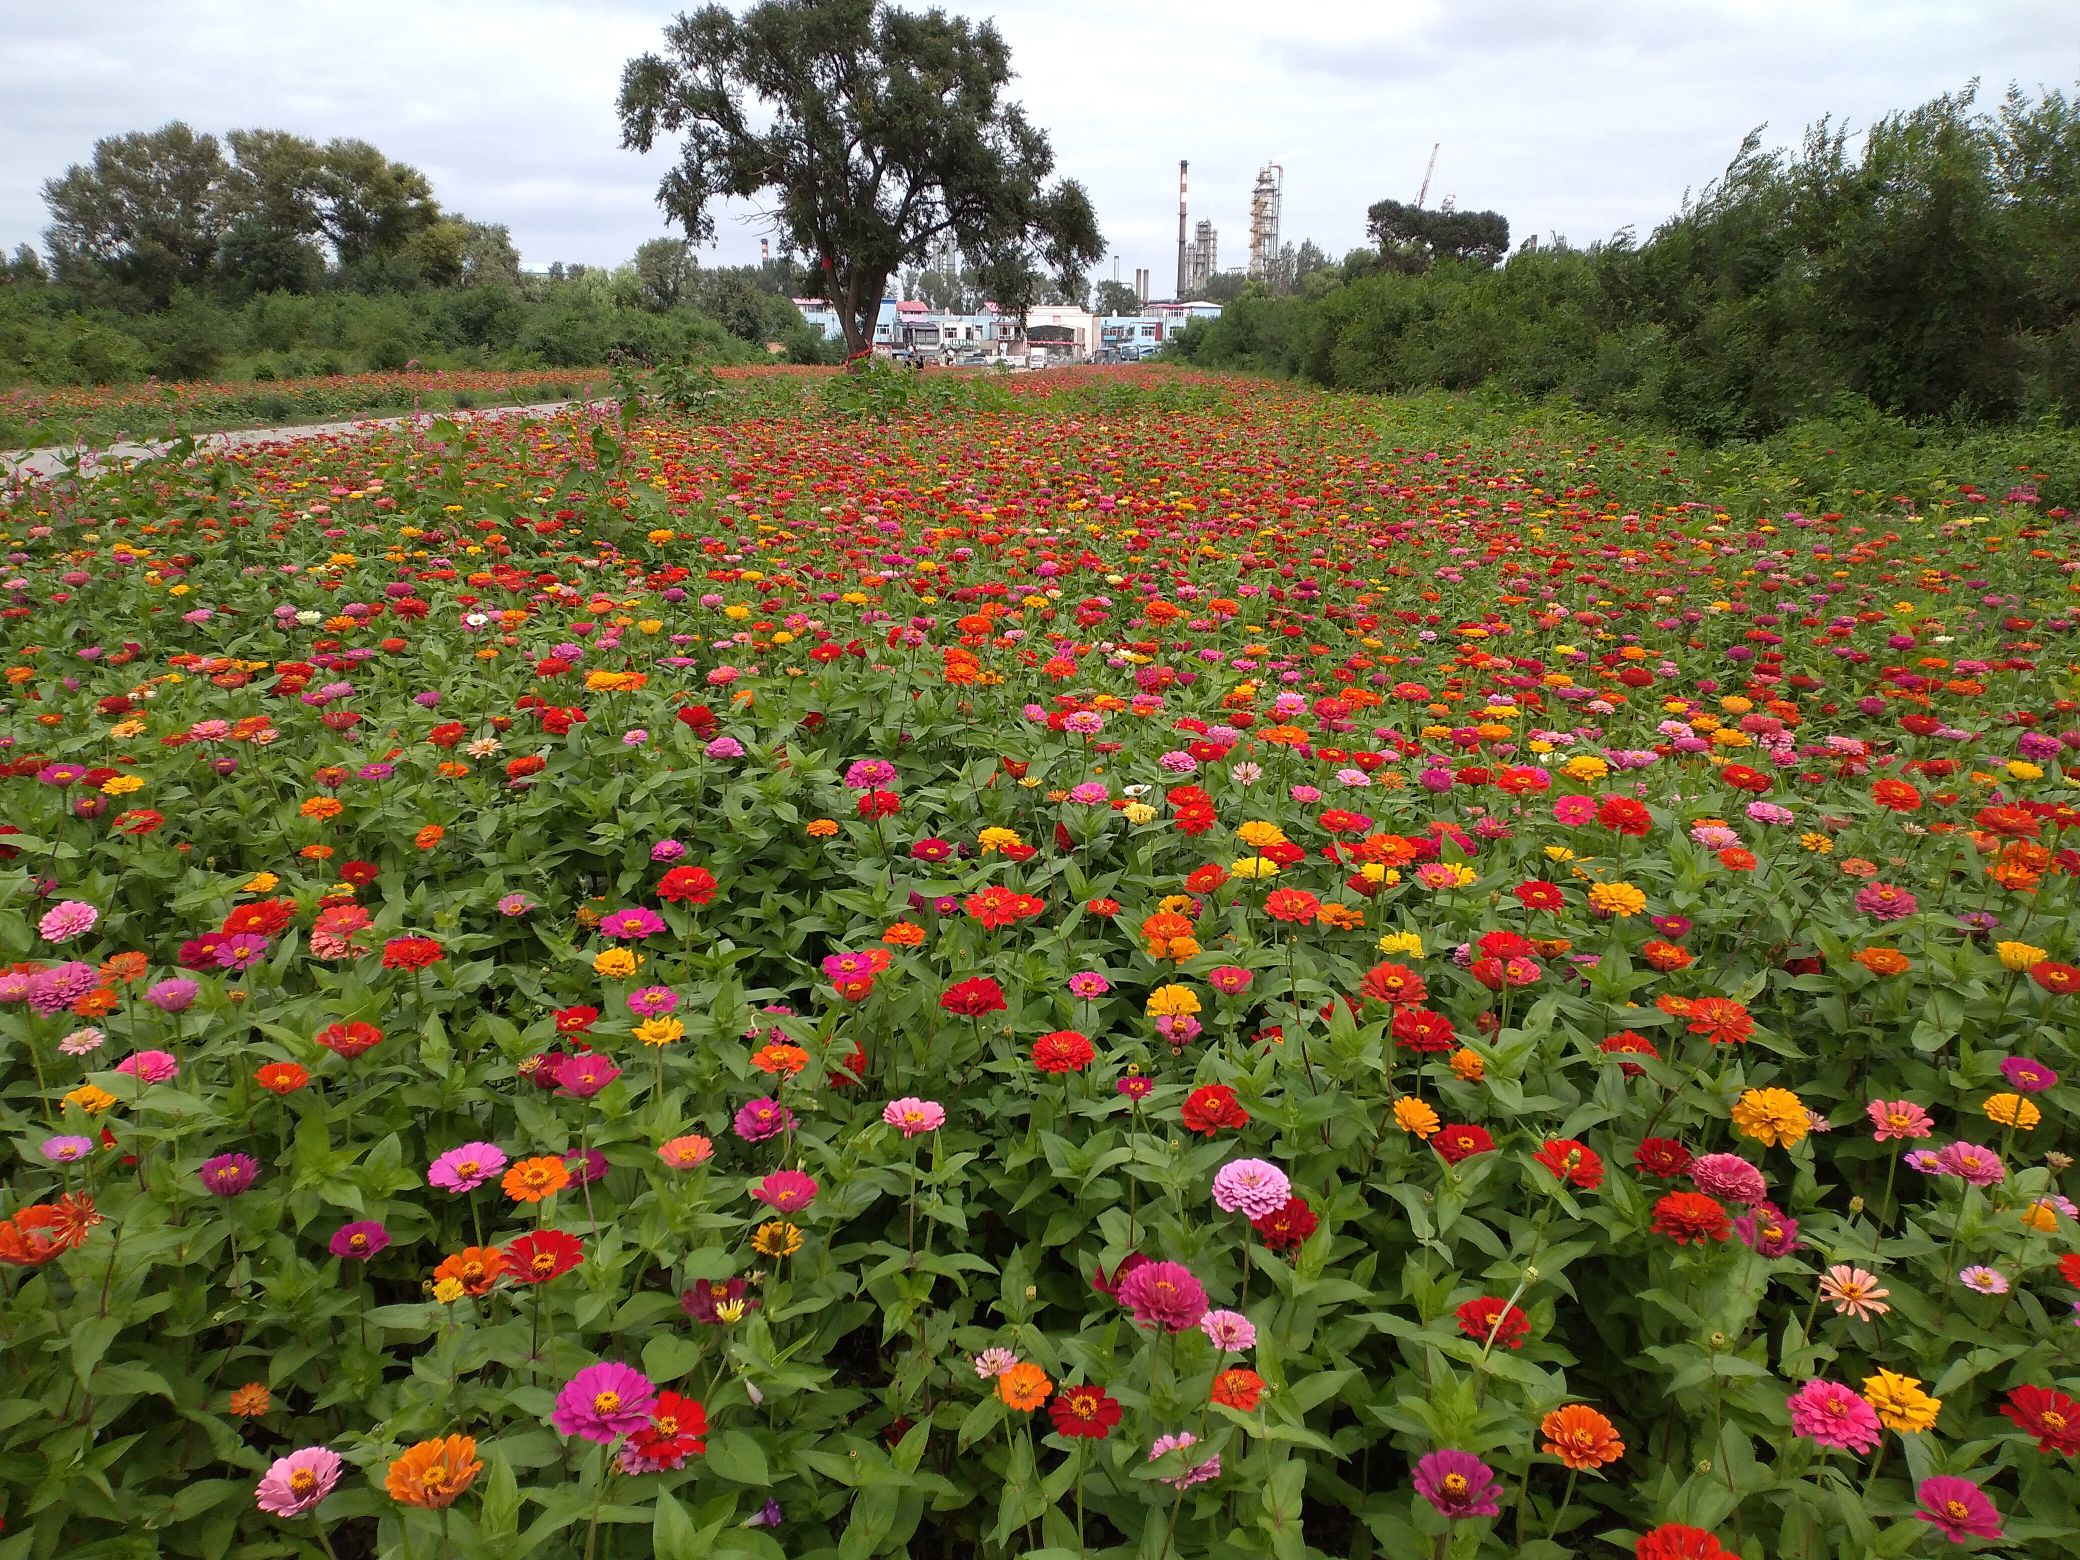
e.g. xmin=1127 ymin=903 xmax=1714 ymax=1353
xmin=1247 ymin=163 xmax=1282 ymax=280
xmin=1189 ymin=221 xmax=1218 ymax=292
xmin=1173 ymin=160 xmax=1187 ymax=301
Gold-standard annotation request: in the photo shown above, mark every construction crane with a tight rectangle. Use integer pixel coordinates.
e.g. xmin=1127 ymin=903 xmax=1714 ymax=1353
xmin=1416 ymin=143 xmax=1439 ymax=208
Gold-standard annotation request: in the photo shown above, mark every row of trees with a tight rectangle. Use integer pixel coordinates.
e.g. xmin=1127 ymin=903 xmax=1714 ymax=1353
xmin=29 ymin=123 xmax=524 ymax=308
xmin=1173 ymin=81 xmax=2080 ymax=436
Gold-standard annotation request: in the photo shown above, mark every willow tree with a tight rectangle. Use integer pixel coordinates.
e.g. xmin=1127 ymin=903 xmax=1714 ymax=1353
xmin=616 ymin=0 xmax=1102 ymax=356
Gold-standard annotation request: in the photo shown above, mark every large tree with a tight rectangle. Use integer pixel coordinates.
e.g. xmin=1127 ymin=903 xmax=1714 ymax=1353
xmin=43 ymin=123 xmax=231 ymax=305
xmin=616 ymin=0 xmax=1103 ymax=356
xmin=1365 ymin=198 xmax=1511 ymax=270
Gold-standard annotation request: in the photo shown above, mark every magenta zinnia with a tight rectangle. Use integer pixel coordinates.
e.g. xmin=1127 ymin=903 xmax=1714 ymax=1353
xmin=1116 ymin=1260 xmax=1208 ymax=1333
xmin=751 ymin=1170 xmax=819 ymax=1213
xmin=551 ymin=1362 xmax=658 ymax=1443
xmin=1411 ymin=1448 xmax=1502 ymax=1518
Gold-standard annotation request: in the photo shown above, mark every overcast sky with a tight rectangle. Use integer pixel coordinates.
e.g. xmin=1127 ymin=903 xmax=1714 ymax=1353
xmin=4 ymin=0 xmax=2075 ymax=289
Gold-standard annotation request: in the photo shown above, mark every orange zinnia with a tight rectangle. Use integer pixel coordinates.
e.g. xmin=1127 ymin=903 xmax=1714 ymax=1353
xmin=882 ymin=921 xmax=926 ymax=948
xmin=431 ymin=1246 xmax=506 ymax=1296
xmin=99 ymin=951 xmax=150 ymax=985
xmin=385 ymin=1435 xmax=482 ymax=1509
xmin=501 ymin=1156 xmax=570 ymax=1204
xmin=995 ymin=1362 xmax=1052 ymax=1413
xmin=1540 ymin=1404 xmax=1624 ymax=1470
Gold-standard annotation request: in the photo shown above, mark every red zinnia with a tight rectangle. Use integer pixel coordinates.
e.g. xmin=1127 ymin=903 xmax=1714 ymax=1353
xmin=1181 ymin=1084 xmax=1250 ymax=1135
xmin=1633 ymin=1138 xmax=1693 ymax=1178
xmin=315 ymin=1021 xmax=383 ymax=1059
xmin=656 ymin=866 xmax=717 ymax=905
xmin=939 ymin=977 xmax=1007 ymax=1017
xmin=1456 ymin=1296 xmax=1530 ymax=1349
xmin=1532 ymin=1137 xmax=1605 ymax=1191
xmin=1263 ymin=888 xmax=1320 ymax=924
xmin=1391 ymin=1008 xmax=1457 ymax=1053
xmin=1597 ymin=797 xmax=1652 ymax=836
xmin=1209 ymin=1368 xmax=1265 ymax=1411
xmin=1032 ymin=1030 xmax=1095 ymax=1073
xmin=1512 ymin=880 xmax=1565 ymax=912
xmin=1251 ymin=1194 xmax=1318 ymax=1252
xmin=504 ymin=1229 xmax=584 ymax=1284
xmin=1049 ymin=1384 xmax=1121 ymax=1439
xmin=1599 ymin=1033 xmax=1661 ymax=1077
xmin=1651 ymin=1191 xmax=1731 ymax=1245
xmin=1432 ymin=1124 xmax=1495 ymax=1164
xmin=1359 ymin=962 xmax=1427 ymax=1006
xmin=2001 ymin=1384 xmax=2080 ymax=1455
xmin=554 ymin=1006 xmax=600 ymax=1034
xmin=1636 ymin=1525 xmax=1733 ymax=1560
xmin=380 ymin=937 xmax=445 ymax=972
xmin=2030 ymin=962 xmax=2080 ymax=994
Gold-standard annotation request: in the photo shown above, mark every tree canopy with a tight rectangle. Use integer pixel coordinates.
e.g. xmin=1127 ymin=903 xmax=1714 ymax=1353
xmin=616 ymin=0 xmax=1102 ymax=354
xmin=1364 ymin=198 xmax=1512 ymax=271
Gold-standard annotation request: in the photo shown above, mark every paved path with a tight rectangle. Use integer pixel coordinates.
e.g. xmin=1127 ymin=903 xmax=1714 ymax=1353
xmin=2 ymin=397 xmax=612 ymax=486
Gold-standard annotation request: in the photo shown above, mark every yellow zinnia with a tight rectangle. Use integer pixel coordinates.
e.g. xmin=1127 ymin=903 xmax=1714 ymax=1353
xmin=1862 ymin=1370 xmax=1940 ymax=1433
xmin=1145 ymin=984 xmax=1201 ymax=1018
xmin=592 ymin=948 xmax=639 ymax=979
xmin=1730 ymin=1087 xmax=1809 ymax=1148
xmin=1230 ymin=856 xmax=1280 ymax=880
xmin=1587 ymin=882 xmax=1646 ymax=918
xmin=1996 ymin=940 xmax=2047 ymax=972
xmin=1236 ymin=820 xmax=1288 ymax=849
xmin=1392 ymin=1097 xmax=1441 ymax=1138
xmin=1983 ymin=1093 xmax=2041 ymax=1130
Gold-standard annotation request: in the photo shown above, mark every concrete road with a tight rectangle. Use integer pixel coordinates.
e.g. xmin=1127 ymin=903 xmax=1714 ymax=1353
xmin=1 ymin=398 xmax=610 ymax=486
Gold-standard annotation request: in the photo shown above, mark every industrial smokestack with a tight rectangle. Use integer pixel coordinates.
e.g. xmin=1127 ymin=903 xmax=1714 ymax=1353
xmin=1176 ymin=160 xmax=1188 ymax=302
xmin=760 ymin=238 xmax=770 ymax=263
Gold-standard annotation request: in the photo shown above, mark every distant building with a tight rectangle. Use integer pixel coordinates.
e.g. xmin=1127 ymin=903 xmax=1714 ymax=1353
xmin=1147 ymin=300 xmax=1224 ymax=326
xmin=1022 ymin=305 xmax=1100 ymax=357
xmin=1188 ymin=221 xmax=1218 ymax=293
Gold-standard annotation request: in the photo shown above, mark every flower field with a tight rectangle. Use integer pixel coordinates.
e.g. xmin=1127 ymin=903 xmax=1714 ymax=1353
xmin=0 ymin=370 xmax=615 ymax=455
xmin=3 ymin=366 xmax=2079 ymax=1559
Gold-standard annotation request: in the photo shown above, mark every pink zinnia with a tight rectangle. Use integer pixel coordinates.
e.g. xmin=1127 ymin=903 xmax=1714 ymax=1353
xmin=1867 ymin=1099 xmax=1934 ymax=1141
xmin=751 ymin=1169 xmax=819 ymax=1213
xmin=1116 ymin=1260 xmax=1208 ymax=1333
xmin=597 ymin=907 xmax=666 ymax=941
xmin=1688 ymin=1153 xmax=1766 ymax=1205
xmin=38 ymin=900 xmax=98 ymax=943
xmin=1148 ymin=1431 xmax=1220 ymax=1489
xmin=1937 ymin=1141 xmax=2005 ymax=1186
xmin=1854 ymin=883 xmax=1918 ymax=922
xmin=552 ymin=1361 xmax=657 ymax=1442
xmin=1916 ymin=1475 xmax=2002 ymax=1542
xmin=1198 ymin=1309 xmax=1256 ymax=1352
xmin=555 ymin=1054 xmax=622 ymax=1097
xmin=1067 ymin=971 xmax=1111 ymax=999
xmin=1207 ymin=966 xmax=1254 ymax=994
xmin=428 ymin=1142 xmax=508 ymax=1193
xmin=254 ymin=1445 xmax=343 ymax=1518
xmin=733 ymin=1097 xmax=794 ymax=1142
xmin=116 ymin=1050 xmax=180 ymax=1085
xmin=1211 ymin=1158 xmax=1292 ymax=1220
xmin=882 ymin=1097 xmax=946 ymax=1137
xmin=1411 ymin=1448 xmax=1502 ymax=1518
xmin=1787 ymin=1379 xmax=1882 ymax=1452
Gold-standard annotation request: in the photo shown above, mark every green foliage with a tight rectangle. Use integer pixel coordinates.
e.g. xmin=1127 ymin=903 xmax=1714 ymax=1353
xmin=1178 ymin=80 xmax=2080 ymax=444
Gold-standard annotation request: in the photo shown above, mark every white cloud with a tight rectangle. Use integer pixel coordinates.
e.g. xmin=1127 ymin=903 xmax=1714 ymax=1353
xmin=0 ymin=0 xmax=2071 ymax=283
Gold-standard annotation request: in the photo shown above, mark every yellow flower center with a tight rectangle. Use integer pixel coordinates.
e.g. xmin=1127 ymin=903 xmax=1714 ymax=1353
xmin=1946 ymin=1500 xmax=1969 ymax=1520
xmin=2046 ymin=1411 xmax=2068 ymax=1430
xmin=289 ymin=1468 xmax=317 ymax=1493
xmin=594 ymin=1391 xmax=621 ymax=1415
xmin=1442 ymin=1474 xmax=1468 ymax=1496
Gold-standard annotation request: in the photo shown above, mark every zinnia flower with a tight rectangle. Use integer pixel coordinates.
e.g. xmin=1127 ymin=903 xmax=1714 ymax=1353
xmin=427 ymin=1142 xmax=507 ymax=1193
xmin=751 ymin=1169 xmax=819 ymax=1213
xmin=552 ymin=1362 xmax=658 ymax=1442
xmin=255 ymin=1446 xmax=343 ymax=1519
xmin=198 ymin=1153 xmax=259 ymax=1197
xmin=329 ymin=1221 xmax=390 ymax=1261
xmin=881 ymin=1097 xmax=945 ymax=1137
xmin=1050 ymin=1384 xmax=1121 ymax=1439
xmin=1116 ymin=1260 xmax=1209 ymax=1333
xmin=1211 ymin=1158 xmax=1291 ymax=1219
xmin=1411 ymin=1449 xmax=1501 ymax=1519
xmin=385 ymin=1435 xmax=482 ymax=1508
xmin=1817 ymin=1264 xmax=1890 ymax=1320
xmin=1915 ymin=1475 xmax=2001 ymax=1542
xmin=1863 ymin=1369 xmax=1941 ymax=1433
xmin=2001 ymin=1384 xmax=2080 ymax=1455
xmin=1539 ymin=1404 xmax=1624 ymax=1470
xmin=1785 ymin=1379 xmax=1882 ymax=1453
